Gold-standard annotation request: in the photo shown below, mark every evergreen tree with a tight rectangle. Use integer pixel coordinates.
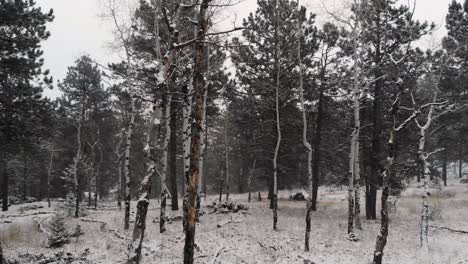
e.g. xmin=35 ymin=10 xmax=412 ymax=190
xmin=0 ymin=0 xmax=54 ymax=211
xmin=48 ymin=213 xmax=70 ymax=248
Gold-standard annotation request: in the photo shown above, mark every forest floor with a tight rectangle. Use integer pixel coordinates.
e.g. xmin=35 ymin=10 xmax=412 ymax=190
xmin=1 ymin=178 xmax=468 ymax=264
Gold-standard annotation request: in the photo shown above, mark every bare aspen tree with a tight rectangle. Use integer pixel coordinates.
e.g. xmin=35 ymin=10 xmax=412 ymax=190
xmin=348 ymin=0 xmax=362 ymax=240
xmin=104 ymin=0 xmax=137 ymax=229
xmin=271 ymin=0 xmax=282 ymax=232
xmin=413 ymin=91 xmax=446 ymax=249
xmin=123 ymin=84 xmax=135 ymax=230
xmin=296 ymin=0 xmax=313 ymax=250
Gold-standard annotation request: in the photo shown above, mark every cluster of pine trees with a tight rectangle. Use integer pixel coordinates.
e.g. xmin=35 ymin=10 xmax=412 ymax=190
xmin=1 ymin=0 xmax=468 ymax=263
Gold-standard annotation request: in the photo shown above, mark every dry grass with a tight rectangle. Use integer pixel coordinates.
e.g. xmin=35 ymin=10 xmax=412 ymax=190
xmin=0 ymin=222 xmax=45 ymax=248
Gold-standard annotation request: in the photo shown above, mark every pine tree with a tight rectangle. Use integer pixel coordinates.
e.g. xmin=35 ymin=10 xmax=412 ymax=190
xmin=48 ymin=213 xmax=70 ymax=248
xmin=0 ymin=0 xmax=54 ymax=212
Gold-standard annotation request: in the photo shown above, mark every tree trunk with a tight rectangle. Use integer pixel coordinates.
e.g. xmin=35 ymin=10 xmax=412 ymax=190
xmin=47 ymin=151 xmax=54 ymax=208
xmin=224 ymin=111 xmax=230 ymax=201
xmin=272 ymin=34 xmax=281 ymax=232
xmin=127 ymin=101 xmax=161 ymax=264
xmin=169 ymin=99 xmax=178 ymax=211
xmin=160 ymin=94 xmax=172 ymax=233
xmin=296 ymin=19 xmax=313 ymax=249
xmin=246 ymin=159 xmax=257 ymax=203
xmin=372 ymin=128 xmax=394 ymax=264
xmin=218 ymin=170 xmax=224 ymax=203
xmin=311 ymin=90 xmax=323 ymax=211
xmin=2 ymin=159 xmax=8 ymax=212
xmin=459 ymin=142 xmax=463 ymax=178
xmin=183 ymin=1 xmax=210 ymax=262
xmin=124 ymin=98 xmax=136 ymax=230
xmin=351 ymin=11 xmax=362 ymax=231
xmin=443 ymin=148 xmax=447 ymax=187
xmin=348 ymin=130 xmax=356 ymax=239
xmin=116 ymin=129 xmax=124 ymax=209
xmin=127 ymin=169 xmax=152 ymax=264
xmin=73 ymin=103 xmax=84 ymax=218
xmin=22 ymin=154 xmax=27 ymax=200
xmin=94 ymin=145 xmax=102 ymax=209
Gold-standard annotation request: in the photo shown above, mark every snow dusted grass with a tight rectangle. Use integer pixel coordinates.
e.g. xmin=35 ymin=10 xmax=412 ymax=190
xmin=1 ymin=179 xmax=468 ymax=263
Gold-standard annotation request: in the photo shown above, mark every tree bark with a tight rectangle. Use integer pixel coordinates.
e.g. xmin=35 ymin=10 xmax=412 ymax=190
xmin=272 ymin=36 xmax=281 ymax=232
xmin=183 ymin=1 xmax=210 ymax=262
xmin=73 ymin=103 xmax=84 ymax=218
xmin=127 ymin=102 xmax=161 ymax=264
xmin=443 ymin=148 xmax=447 ymax=186
xmin=246 ymin=159 xmax=257 ymax=203
xmin=169 ymin=99 xmax=178 ymax=210
xmin=218 ymin=170 xmax=224 ymax=203
xmin=224 ymin=111 xmax=230 ymax=201
xmin=124 ymin=99 xmax=136 ymax=230
xmin=160 ymin=94 xmax=172 ymax=233
xmin=459 ymin=142 xmax=463 ymax=178
xmin=47 ymin=151 xmax=54 ymax=208
xmin=2 ymin=159 xmax=8 ymax=212
xmin=295 ymin=15 xmax=313 ymax=249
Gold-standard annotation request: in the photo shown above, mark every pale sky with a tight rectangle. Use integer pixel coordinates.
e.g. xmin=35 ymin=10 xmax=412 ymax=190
xmin=36 ymin=0 xmax=459 ymax=98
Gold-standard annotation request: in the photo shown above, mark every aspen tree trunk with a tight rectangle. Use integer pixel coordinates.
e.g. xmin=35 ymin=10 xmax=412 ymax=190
xmin=127 ymin=104 xmax=162 ymax=264
xmin=295 ymin=10 xmax=313 ymax=248
xmin=73 ymin=103 xmax=84 ymax=218
xmin=124 ymin=98 xmax=136 ymax=230
xmin=272 ymin=43 xmax=281 ymax=232
xmin=169 ymin=99 xmax=178 ymax=210
xmin=347 ymin=130 xmax=356 ymax=238
xmin=160 ymin=94 xmax=172 ymax=233
xmin=350 ymin=2 xmax=362 ymax=233
xmin=116 ymin=129 xmax=125 ymax=209
xmin=416 ymin=94 xmax=437 ymax=250
xmin=197 ymin=45 xmax=210 ymax=217
xmin=183 ymin=2 xmax=210 ymax=263
xmin=47 ymin=151 xmax=54 ymax=208
xmin=224 ymin=111 xmax=230 ymax=201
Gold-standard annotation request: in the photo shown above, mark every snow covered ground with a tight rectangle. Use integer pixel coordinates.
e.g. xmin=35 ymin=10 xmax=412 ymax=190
xmin=1 ymin=179 xmax=468 ymax=264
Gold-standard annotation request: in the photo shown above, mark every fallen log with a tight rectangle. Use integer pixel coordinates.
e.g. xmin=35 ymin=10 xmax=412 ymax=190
xmin=216 ymin=219 xmax=243 ymax=228
xmin=430 ymin=225 xmax=468 ymax=234
xmin=0 ymin=211 xmax=54 ymax=219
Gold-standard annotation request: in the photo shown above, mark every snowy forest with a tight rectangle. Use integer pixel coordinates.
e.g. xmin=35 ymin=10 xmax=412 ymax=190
xmin=1 ymin=0 xmax=468 ymax=263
